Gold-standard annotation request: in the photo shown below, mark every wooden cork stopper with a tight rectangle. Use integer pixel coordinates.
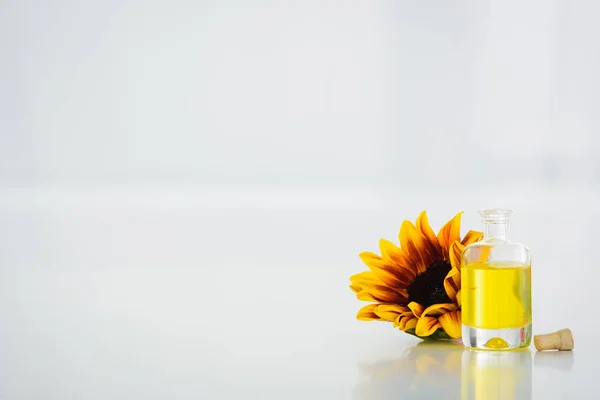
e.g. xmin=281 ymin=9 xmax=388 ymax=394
xmin=534 ymin=329 xmax=574 ymax=351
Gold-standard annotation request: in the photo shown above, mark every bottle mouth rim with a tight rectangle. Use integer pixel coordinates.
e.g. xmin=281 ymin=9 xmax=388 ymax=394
xmin=478 ymin=208 xmax=514 ymax=222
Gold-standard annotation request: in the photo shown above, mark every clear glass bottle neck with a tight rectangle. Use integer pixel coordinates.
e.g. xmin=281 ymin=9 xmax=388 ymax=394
xmin=484 ymin=221 xmax=509 ymax=241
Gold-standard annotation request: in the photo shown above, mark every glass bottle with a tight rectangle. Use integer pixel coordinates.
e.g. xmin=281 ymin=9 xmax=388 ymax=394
xmin=461 ymin=209 xmax=532 ymax=350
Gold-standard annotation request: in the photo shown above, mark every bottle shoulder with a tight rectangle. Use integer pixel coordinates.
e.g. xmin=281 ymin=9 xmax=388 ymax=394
xmin=463 ymin=240 xmax=531 ymax=266
xmin=464 ymin=240 xmax=530 ymax=251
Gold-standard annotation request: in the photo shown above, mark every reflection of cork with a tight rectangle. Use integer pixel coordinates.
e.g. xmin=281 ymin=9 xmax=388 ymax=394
xmin=534 ymin=329 xmax=574 ymax=351
xmin=534 ymin=351 xmax=574 ymax=371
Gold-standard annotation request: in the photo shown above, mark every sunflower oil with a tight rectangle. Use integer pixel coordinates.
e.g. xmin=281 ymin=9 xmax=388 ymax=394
xmin=462 ymin=262 xmax=531 ymax=330
xmin=461 ymin=209 xmax=532 ymax=350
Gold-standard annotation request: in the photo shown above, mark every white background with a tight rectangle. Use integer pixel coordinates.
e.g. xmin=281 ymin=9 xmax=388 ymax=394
xmin=1 ymin=1 xmax=599 ymax=398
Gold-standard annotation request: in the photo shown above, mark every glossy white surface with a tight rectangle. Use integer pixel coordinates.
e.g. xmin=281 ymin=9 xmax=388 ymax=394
xmin=0 ymin=185 xmax=596 ymax=399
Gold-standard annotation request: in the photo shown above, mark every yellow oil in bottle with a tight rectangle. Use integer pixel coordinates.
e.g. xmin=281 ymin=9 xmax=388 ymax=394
xmin=462 ymin=262 xmax=531 ymax=329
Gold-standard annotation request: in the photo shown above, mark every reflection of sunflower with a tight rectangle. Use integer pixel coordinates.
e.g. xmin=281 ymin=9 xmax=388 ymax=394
xmin=349 ymin=211 xmax=483 ymax=339
xmin=353 ymin=342 xmax=464 ymax=399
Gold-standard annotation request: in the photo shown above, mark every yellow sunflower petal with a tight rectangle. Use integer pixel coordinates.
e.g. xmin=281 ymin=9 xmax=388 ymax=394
xmin=444 ymin=267 xmax=461 ymax=302
xmin=456 ymin=290 xmax=462 ymax=307
xmin=378 ymin=239 xmax=418 ymax=283
xmin=350 ymin=271 xmax=379 ymax=284
xmin=375 ymin=304 xmax=409 ymax=322
xmin=449 ymin=241 xmax=465 ymax=271
xmin=421 ymin=303 xmax=457 ymax=318
xmin=469 ymin=245 xmax=493 ymax=263
xmin=349 ymin=283 xmax=362 ymax=294
xmin=416 ymin=316 xmax=441 ymax=337
xmin=359 ymin=252 xmax=410 ymax=288
xmin=408 ymin=301 xmax=425 ymax=318
xmin=399 ymin=221 xmax=433 ymax=274
xmin=398 ymin=316 xmax=418 ymax=331
xmin=461 ymin=230 xmax=484 ymax=246
xmin=378 ymin=304 xmax=410 ymax=314
xmin=357 ymin=285 xmax=408 ymax=304
xmin=350 ymin=271 xmax=380 ymax=294
xmin=357 ymin=304 xmax=380 ymax=321
xmin=439 ymin=310 xmax=462 ymax=338
xmin=416 ymin=210 xmax=443 ymax=259
xmin=356 ymin=291 xmax=378 ymax=302
xmin=437 ymin=212 xmax=463 ymax=258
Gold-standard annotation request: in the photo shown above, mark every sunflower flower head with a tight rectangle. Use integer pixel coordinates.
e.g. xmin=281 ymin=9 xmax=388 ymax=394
xmin=349 ymin=211 xmax=483 ymax=340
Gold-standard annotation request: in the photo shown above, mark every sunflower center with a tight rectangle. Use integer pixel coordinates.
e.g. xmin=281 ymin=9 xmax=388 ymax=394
xmin=407 ymin=260 xmax=452 ymax=307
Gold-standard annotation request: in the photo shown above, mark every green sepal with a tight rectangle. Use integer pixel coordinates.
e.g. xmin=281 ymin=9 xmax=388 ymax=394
xmin=403 ymin=328 xmax=454 ymax=341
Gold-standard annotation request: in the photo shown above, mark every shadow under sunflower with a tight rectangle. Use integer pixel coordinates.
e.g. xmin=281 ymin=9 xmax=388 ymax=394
xmin=349 ymin=211 xmax=483 ymax=340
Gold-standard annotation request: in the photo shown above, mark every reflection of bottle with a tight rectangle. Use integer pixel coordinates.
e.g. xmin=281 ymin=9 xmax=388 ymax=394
xmin=461 ymin=350 xmax=532 ymax=400
xmin=462 ymin=209 xmax=532 ymax=350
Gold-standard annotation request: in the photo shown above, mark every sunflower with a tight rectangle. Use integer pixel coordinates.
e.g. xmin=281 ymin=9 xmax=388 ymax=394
xmin=349 ymin=211 xmax=483 ymax=340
